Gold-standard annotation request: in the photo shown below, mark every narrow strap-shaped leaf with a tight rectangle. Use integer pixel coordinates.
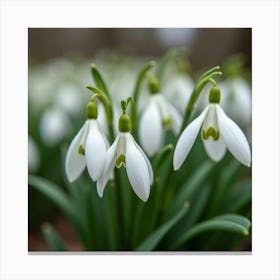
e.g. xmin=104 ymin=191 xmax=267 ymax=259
xmin=172 ymin=214 xmax=251 ymax=249
xmin=90 ymin=64 xmax=109 ymax=97
xmin=28 ymin=175 xmax=80 ymax=228
xmin=168 ymin=161 xmax=215 ymax=217
xmin=136 ymin=202 xmax=190 ymax=251
xmin=153 ymin=144 xmax=174 ymax=176
xmin=222 ymin=179 xmax=251 ymax=213
xmin=214 ymin=214 xmax=251 ymax=229
xmin=42 ymin=223 xmax=67 ymax=251
xmin=131 ymin=60 xmax=156 ymax=137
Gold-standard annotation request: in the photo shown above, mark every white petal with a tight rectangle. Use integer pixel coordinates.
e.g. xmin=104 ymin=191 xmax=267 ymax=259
xmin=85 ymin=120 xmax=107 ymax=181
xmin=97 ymin=102 xmax=109 ymax=136
xmin=216 ymin=105 xmax=251 ymax=167
xmin=28 ymin=136 xmax=40 ymax=173
xmin=65 ymin=122 xmax=88 ymax=182
xmin=230 ymin=78 xmax=251 ymax=126
xmin=97 ymin=135 xmax=119 ymax=197
xmin=125 ymin=134 xmax=151 ymax=202
xmin=168 ymin=103 xmax=183 ymax=135
xmin=164 ymin=74 xmax=193 ymax=113
xmin=202 ymin=137 xmax=227 ymax=162
xmin=127 ymin=134 xmax=154 ymax=185
xmin=139 ymin=99 xmax=163 ymax=156
xmin=173 ymin=107 xmax=208 ymax=170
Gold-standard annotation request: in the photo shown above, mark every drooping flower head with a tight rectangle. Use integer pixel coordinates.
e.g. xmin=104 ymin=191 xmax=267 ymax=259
xmin=98 ymin=99 xmax=153 ymax=202
xmin=139 ymin=75 xmax=182 ymax=156
xmin=173 ymin=86 xmax=251 ymax=170
xmin=65 ymin=99 xmax=108 ymax=183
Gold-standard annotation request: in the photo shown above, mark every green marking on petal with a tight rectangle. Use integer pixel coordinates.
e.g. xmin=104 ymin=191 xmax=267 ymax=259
xmin=78 ymin=145 xmax=85 ymax=155
xmin=116 ymin=154 xmax=126 ymax=168
xmin=202 ymin=127 xmax=220 ymax=140
xmin=162 ymin=118 xmax=172 ymax=128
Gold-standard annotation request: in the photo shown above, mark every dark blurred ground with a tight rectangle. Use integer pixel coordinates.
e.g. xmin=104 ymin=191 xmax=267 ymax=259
xmin=29 ymin=28 xmax=251 ymax=70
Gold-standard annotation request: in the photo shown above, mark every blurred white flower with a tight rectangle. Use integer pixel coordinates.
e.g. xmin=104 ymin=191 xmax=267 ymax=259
xmin=139 ymin=94 xmax=182 ymax=156
xmin=220 ymin=77 xmax=251 ymax=127
xmin=56 ymin=84 xmax=85 ymax=116
xmin=173 ymin=103 xmax=251 ymax=170
xmin=97 ymin=132 xmax=153 ymax=202
xmin=39 ymin=106 xmax=72 ymax=146
xmin=65 ymin=119 xmax=108 ymax=183
xmin=28 ymin=136 xmax=40 ymax=173
xmin=163 ymin=74 xmax=194 ymax=113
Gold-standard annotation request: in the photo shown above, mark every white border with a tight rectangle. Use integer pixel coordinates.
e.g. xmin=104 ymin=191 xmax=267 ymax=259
xmin=1 ymin=0 xmax=280 ymax=279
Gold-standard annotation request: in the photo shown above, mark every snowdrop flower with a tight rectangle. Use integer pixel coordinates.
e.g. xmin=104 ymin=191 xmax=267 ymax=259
xmin=65 ymin=100 xmax=108 ymax=183
xmin=28 ymin=135 xmax=40 ymax=173
xmin=220 ymin=77 xmax=251 ymax=127
xmin=173 ymin=86 xmax=251 ymax=170
xmin=163 ymin=73 xmax=194 ymax=113
xmin=39 ymin=105 xmax=72 ymax=146
xmin=56 ymin=83 xmax=85 ymax=116
xmin=139 ymin=78 xmax=182 ymax=156
xmin=98 ymin=112 xmax=153 ymax=202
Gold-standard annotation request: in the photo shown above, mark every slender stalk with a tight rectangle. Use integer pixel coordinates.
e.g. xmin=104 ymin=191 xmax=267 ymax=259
xmin=180 ymin=70 xmax=222 ymax=133
xmin=114 ymin=168 xmax=126 ymax=249
xmin=131 ymin=61 xmax=155 ymax=139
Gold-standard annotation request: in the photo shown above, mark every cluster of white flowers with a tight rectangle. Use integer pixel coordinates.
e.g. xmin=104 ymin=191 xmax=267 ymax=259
xmin=65 ymin=69 xmax=251 ymax=202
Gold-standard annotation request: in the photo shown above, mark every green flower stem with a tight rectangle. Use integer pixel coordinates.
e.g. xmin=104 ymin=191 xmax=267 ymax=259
xmin=155 ymin=153 xmax=175 ymax=226
xmin=153 ymin=144 xmax=174 ymax=176
xmin=114 ymin=168 xmax=126 ymax=249
xmin=131 ymin=61 xmax=155 ymax=138
xmin=156 ymin=48 xmax=187 ymax=82
xmin=198 ymin=65 xmax=220 ymax=82
xmin=90 ymin=64 xmax=110 ymax=98
xmin=85 ymin=85 xmax=114 ymax=142
xmin=180 ymin=68 xmax=222 ymax=134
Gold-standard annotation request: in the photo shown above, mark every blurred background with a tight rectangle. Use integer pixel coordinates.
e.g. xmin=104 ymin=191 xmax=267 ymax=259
xmin=28 ymin=28 xmax=251 ymax=251
xmin=29 ymin=28 xmax=251 ymax=69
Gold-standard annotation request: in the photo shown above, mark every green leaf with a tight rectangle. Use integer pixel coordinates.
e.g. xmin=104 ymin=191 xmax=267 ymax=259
xmin=172 ymin=214 xmax=251 ymax=249
xmin=90 ymin=64 xmax=109 ymax=97
xmin=131 ymin=61 xmax=156 ymax=137
xmin=42 ymin=223 xmax=67 ymax=251
xmin=28 ymin=175 xmax=82 ymax=237
xmin=153 ymin=144 xmax=174 ymax=176
xmin=207 ymin=160 xmax=243 ymax=216
xmin=168 ymin=161 xmax=215 ymax=217
xmin=222 ymin=179 xmax=251 ymax=213
xmin=136 ymin=202 xmax=190 ymax=251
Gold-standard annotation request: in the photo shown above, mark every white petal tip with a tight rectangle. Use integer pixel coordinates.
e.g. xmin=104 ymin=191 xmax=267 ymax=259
xmin=65 ymin=171 xmax=78 ymax=183
xmin=173 ymin=160 xmax=180 ymax=171
xmin=141 ymin=197 xmax=148 ymax=202
xmin=243 ymin=160 xmax=251 ymax=167
xmin=97 ymin=191 xmax=104 ymax=198
xmin=138 ymin=191 xmax=150 ymax=202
